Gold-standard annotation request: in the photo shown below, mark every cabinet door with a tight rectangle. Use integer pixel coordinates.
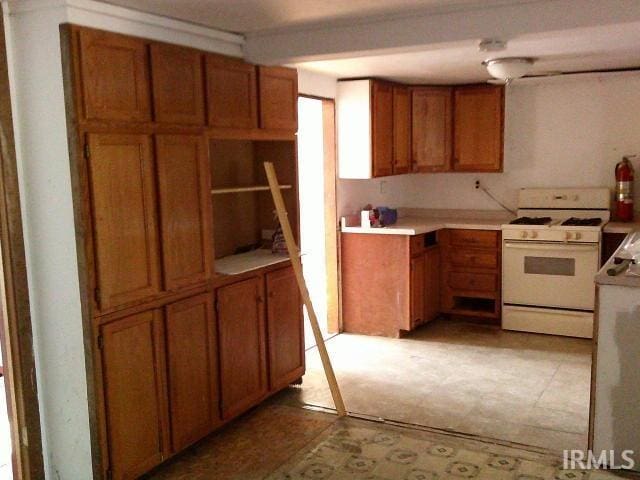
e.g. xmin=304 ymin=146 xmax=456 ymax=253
xmin=150 ymin=43 xmax=205 ymax=125
xmin=206 ymin=54 xmax=258 ymax=129
xmin=412 ymin=87 xmax=452 ymax=172
xmin=87 ymin=133 xmax=161 ymax=312
xmin=165 ymin=294 xmax=219 ymax=452
xmin=371 ymin=81 xmax=394 ymax=177
xmin=453 ymin=85 xmax=504 ymax=172
xmin=155 ymin=135 xmax=212 ymax=291
xmin=100 ymin=310 xmax=168 ymax=480
xmin=266 ymin=267 xmax=304 ymax=391
xmin=410 ymin=255 xmax=425 ymax=328
xmin=78 ymin=28 xmax=151 ymax=122
xmin=258 ymin=66 xmax=298 ymax=131
xmin=424 ymin=246 xmax=441 ymax=323
xmin=392 ymin=86 xmax=411 ymax=175
xmin=217 ymin=277 xmax=268 ymax=419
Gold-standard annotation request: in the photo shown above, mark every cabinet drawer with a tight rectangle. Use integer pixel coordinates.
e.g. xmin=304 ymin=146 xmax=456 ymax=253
xmin=449 ymin=250 xmax=498 ymax=270
xmin=448 ymin=271 xmax=496 ymax=293
xmin=449 ymin=230 xmax=498 ymax=249
xmin=410 ymin=235 xmax=424 ymax=256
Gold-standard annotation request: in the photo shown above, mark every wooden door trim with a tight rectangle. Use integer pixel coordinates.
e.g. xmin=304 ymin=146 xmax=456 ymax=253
xmin=0 ymin=14 xmax=45 ymax=480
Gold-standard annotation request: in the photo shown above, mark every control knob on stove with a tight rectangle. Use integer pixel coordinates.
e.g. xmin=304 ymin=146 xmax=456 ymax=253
xmin=565 ymin=231 xmax=573 ymax=241
xmin=520 ymin=231 xmax=528 ymax=239
xmin=575 ymin=232 xmax=582 ymax=240
xmin=530 ymin=230 xmax=538 ymax=239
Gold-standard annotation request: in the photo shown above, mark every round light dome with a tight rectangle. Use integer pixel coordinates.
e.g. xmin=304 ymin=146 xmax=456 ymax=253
xmin=483 ymin=57 xmax=535 ymax=84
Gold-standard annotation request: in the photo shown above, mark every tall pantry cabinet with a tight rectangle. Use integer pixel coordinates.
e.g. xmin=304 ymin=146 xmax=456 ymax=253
xmin=62 ymin=25 xmax=303 ymax=479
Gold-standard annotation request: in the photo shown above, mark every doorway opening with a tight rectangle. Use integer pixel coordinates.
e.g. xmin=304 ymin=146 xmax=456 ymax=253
xmin=296 ymin=96 xmax=339 ymax=349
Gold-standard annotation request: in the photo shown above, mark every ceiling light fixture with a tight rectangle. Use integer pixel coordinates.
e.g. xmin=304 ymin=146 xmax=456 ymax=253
xmin=482 ymin=57 xmax=536 ymax=84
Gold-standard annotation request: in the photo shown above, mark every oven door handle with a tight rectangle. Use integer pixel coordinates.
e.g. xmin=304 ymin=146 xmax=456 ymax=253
xmin=503 ymin=241 xmax=599 ymax=253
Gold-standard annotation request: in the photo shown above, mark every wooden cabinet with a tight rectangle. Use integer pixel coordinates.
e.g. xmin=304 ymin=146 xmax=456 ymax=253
xmin=206 ymin=54 xmax=258 ymax=129
xmin=150 ymin=43 xmax=205 ymax=125
xmin=342 ymin=233 xmax=441 ymax=337
xmin=155 ymin=135 xmax=212 ymax=291
xmin=87 ymin=133 xmax=161 ymax=312
xmin=372 ymin=80 xmax=394 ymax=177
xmin=258 ymin=66 xmax=298 ymax=131
xmin=99 ymin=310 xmax=168 ymax=480
xmin=440 ymin=229 xmax=501 ymax=320
xmin=266 ymin=267 xmax=304 ymax=390
xmin=453 ymin=85 xmax=504 ymax=172
xmin=410 ymin=254 xmax=425 ymax=328
xmin=412 ymin=87 xmax=452 ymax=172
xmin=165 ymin=294 xmax=219 ymax=452
xmin=393 ymin=86 xmax=411 ymax=174
xmin=423 ymin=246 xmax=441 ymax=324
xmin=216 ymin=277 xmax=268 ymax=419
xmin=78 ymin=28 xmax=151 ymax=122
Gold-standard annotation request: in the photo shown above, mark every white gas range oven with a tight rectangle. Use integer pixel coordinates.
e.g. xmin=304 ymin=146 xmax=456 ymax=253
xmin=501 ymin=188 xmax=611 ymax=338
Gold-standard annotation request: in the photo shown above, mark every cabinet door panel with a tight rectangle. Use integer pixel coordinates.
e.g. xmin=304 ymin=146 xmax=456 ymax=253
xmin=206 ymin=54 xmax=258 ymax=129
xmin=150 ymin=43 xmax=205 ymax=125
xmin=165 ymin=294 xmax=219 ymax=452
xmin=424 ymin=247 xmax=441 ymax=323
xmin=372 ymin=81 xmax=394 ymax=177
xmin=101 ymin=310 xmax=167 ymax=480
xmin=258 ymin=66 xmax=298 ymax=131
xmin=87 ymin=133 xmax=161 ymax=311
xmin=393 ymin=86 xmax=411 ymax=174
xmin=266 ymin=267 xmax=304 ymax=391
xmin=79 ymin=28 xmax=151 ymax=122
xmin=412 ymin=87 xmax=452 ymax=172
xmin=453 ymin=85 xmax=504 ymax=172
xmin=217 ymin=278 xmax=267 ymax=419
xmin=156 ymin=135 xmax=212 ymax=290
xmin=410 ymin=255 xmax=425 ymax=328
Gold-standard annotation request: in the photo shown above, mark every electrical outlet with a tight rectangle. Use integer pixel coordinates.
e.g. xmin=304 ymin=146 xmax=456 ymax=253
xmin=475 ymin=180 xmax=481 ymax=189
xmin=380 ymin=180 xmax=387 ymax=194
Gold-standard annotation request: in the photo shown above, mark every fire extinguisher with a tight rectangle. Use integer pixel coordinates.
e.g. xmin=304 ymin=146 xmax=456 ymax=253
xmin=615 ymin=155 xmax=635 ymax=222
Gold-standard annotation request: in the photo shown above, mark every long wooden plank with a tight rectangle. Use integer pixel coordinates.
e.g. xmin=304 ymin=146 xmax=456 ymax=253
xmin=264 ymin=162 xmax=346 ymax=416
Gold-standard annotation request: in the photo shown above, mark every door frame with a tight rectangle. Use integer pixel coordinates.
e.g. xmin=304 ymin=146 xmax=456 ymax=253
xmin=298 ymin=95 xmax=341 ymax=334
xmin=0 ymin=13 xmax=45 ymax=480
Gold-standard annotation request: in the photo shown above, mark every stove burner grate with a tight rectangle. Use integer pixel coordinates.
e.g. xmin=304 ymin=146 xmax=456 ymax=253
xmin=561 ymin=217 xmax=602 ymax=226
xmin=509 ymin=216 xmax=552 ymax=225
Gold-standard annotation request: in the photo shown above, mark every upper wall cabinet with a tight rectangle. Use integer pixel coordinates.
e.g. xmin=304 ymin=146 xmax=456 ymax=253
xmin=453 ymin=85 xmax=504 ymax=172
xmin=78 ymin=28 xmax=151 ymax=122
xmin=412 ymin=87 xmax=452 ymax=173
xmin=206 ymin=54 xmax=258 ymax=129
xmin=150 ymin=43 xmax=205 ymax=125
xmin=258 ymin=66 xmax=298 ymax=131
xmin=337 ymin=79 xmax=399 ymax=179
xmin=392 ymin=86 xmax=412 ymax=175
xmin=371 ymin=81 xmax=394 ymax=177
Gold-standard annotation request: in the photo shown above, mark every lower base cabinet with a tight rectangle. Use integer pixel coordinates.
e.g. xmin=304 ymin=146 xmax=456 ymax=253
xmin=98 ymin=265 xmax=304 ymax=479
xmin=266 ymin=266 xmax=304 ymax=391
xmin=216 ymin=277 xmax=269 ymax=420
xmin=165 ymin=293 xmax=219 ymax=452
xmin=100 ymin=310 xmax=169 ymax=480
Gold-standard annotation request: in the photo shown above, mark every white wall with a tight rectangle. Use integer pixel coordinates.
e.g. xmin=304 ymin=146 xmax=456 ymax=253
xmin=2 ymin=1 xmax=242 ymax=477
xmin=297 ymin=67 xmax=337 ymax=99
xmin=338 ymin=72 xmax=640 ymax=217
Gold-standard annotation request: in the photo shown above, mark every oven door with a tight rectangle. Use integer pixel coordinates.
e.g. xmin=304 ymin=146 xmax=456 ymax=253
xmin=502 ymin=240 xmax=599 ymax=310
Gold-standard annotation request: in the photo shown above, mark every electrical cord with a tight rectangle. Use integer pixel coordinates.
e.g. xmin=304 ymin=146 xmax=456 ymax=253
xmin=479 ymin=184 xmax=517 ymax=215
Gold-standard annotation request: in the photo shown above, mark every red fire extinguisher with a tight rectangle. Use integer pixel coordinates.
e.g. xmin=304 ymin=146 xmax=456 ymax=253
xmin=615 ymin=156 xmax=635 ymax=222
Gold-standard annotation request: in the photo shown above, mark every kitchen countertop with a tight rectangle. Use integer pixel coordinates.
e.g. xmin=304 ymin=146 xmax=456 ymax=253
xmin=341 ymin=213 xmax=512 ymax=235
xmin=603 ymin=220 xmax=640 ymax=234
xmin=596 ymin=231 xmax=640 ymax=288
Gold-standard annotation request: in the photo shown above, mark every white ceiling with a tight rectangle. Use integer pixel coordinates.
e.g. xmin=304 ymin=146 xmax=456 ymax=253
xmin=295 ymin=23 xmax=640 ymax=84
xmin=98 ymin=0 xmax=534 ymax=34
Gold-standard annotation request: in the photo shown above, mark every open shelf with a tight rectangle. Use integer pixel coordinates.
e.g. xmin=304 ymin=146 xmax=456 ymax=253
xmin=215 ymin=249 xmax=290 ymax=276
xmin=211 ymin=184 xmax=292 ymax=195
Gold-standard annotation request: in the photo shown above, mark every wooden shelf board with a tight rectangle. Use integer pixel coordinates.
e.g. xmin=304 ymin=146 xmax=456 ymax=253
xmin=214 ymin=249 xmax=290 ymax=275
xmin=211 ymin=184 xmax=292 ymax=195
